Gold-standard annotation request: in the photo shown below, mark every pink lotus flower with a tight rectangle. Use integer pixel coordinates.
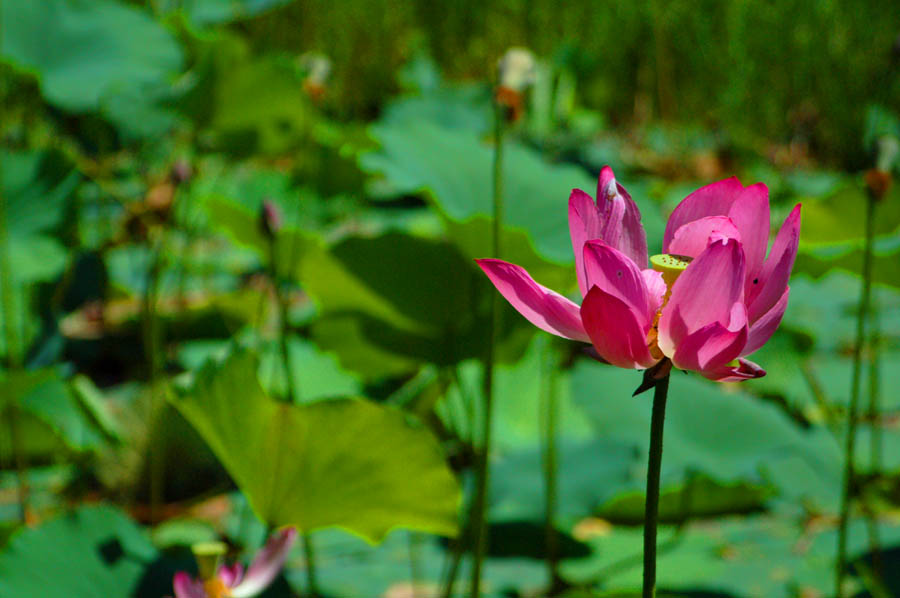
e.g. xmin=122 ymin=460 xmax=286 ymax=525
xmin=477 ymin=167 xmax=801 ymax=382
xmin=172 ymin=528 xmax=298 ymax=598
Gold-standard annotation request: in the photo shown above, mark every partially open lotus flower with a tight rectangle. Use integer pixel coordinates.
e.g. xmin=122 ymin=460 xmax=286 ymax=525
xmin=172 ymin=528 xmax=298 ymax=598
xmin=477 ymin=167 xmax=801 ymax=382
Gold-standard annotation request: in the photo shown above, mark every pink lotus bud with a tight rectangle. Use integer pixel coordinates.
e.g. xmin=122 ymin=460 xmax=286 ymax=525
xmin=259 ymin=200 xmax=282 ymax=238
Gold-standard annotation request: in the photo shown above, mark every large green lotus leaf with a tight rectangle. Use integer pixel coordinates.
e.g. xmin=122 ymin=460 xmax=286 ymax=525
xmin=0 ymin=0 xmax=182 ymax=133
xmin=569 ymin=361 xmax=842 ymax=509
xmin=798 ymin=181 xmax=900 ymax=247
xmin=794 ymin=243 xmax=900 ymax=288
xmin=748 ymin=326 xmax=900 ymax=420
xmin=361 ymin=120 xmax=665 ymax=290
xmin=300 ymin=232 xmax=530 ymax=379
xmin=172 ymin=351 xmax=460 ymax=541
xmin=561 ymin=514 xmax=900 ymax=597
xmin=782 ymin=272 xmax=900 ymax=350
xmin=800 ymin=193 xmax=898 ymax=248
xmin=0 ymin=505 xmax=172 ymax=598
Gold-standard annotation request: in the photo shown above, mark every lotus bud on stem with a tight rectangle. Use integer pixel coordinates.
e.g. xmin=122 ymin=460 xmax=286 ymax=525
xmin=495 ymin=47 xmax=536 ymax=123
xmin=259 ymin=199 xmax=283 ymax=240
xmin=299 ymin=53 xmax=332 ymax=102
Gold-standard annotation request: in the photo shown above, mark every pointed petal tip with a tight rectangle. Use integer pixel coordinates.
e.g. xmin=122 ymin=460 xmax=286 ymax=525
xmin=476 ymin=258 xmax=590 ymax=342
xmin=598 ymin=165 xmax=618 ymax=198
xmin=230 ymin=526 xmax=299 ymax=598
xmin=704 ymin=358 xmax=766 ymax=382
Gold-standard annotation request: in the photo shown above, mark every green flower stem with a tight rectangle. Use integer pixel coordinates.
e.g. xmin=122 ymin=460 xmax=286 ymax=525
xmin=541 ymin=340 xmax=562 ymax=593
xmin=142 ymin=242 xmax=165 ymax=523
xmin=0 ymin=180 xmax=28 ymax=523
xmin=835 ymin=190 xmax=877 ymax=597
xmin=643 ymin=371 xmax=671 ymax=598
xmin=469 ymin=97 xmax=506 ymax=598
xmin=866 ymin=302 xmax=882 ymax=574
xmin=268 ymin=236 xmax=319 ymax=598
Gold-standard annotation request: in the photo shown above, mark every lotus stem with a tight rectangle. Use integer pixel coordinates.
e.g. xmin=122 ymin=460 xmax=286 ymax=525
xmin=866 ymin=300 xmax=883 ymax=576
xmin=0 ymin=182 xmax=28 ymax=523
xmin=643 ymin=370 xmax=671 ymax=598
xmin=541 ymin=339 xmax=562 ymax=593
xmin=143 ymin=242 xmax=165 ymax=523
xmin=469 ymin=91 xmax=506 ymax=598
xmin=835 ymin=188 xmax=877 ymax=596
xmin=268 ymin=235 xmax=319 ymax=598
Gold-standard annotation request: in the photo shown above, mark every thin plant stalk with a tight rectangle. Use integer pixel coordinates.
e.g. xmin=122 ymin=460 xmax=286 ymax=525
xmin=142 ymin=242 xmax=165 ymax=523
xmin=540 ymin=339 xmax=561 ymax=592
xmin=0 ymin=179 xmax=28 ymax=523
xmin=835 ymin=191 xmax=877 ymax=597
xmin=643 ymin=371 xmax=671 ymax=598
xmin=268 ymin=235 xmax=319 ymax=598
xmin=865 ymin=293 xmax=883 ymax=576
xmin=469 ymin=98 xmax=505 ymax=598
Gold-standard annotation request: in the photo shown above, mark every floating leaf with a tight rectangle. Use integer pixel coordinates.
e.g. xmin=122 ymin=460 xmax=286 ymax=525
xmin=0 ymin=505 xmax=171 ymax=598
xmin=570 ymin=361 xmax=842 ymax=509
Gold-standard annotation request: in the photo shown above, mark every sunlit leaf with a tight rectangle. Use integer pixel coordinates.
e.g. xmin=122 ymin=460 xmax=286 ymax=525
xmin=172 ymin=350 xmax=460 ymax=541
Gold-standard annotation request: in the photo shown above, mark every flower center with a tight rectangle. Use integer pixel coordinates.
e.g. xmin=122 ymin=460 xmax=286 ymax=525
xmin=193 ymin=541 xmax=229 ymax=596
xmin=203 ymin=578 xmax=232 ymax=598
xmin=650 ymin=253 xmax=692 ymax=289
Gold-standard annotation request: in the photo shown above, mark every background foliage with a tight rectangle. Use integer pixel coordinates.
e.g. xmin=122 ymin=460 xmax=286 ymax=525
xmin=1 ymin=0 xmax=899 ymax=597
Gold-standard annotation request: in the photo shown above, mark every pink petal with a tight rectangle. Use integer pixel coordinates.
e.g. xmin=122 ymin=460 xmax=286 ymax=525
xmin=702 ymin=357 xmax=766 ymax=382
xmin=598 ymin=166 xmax=649 ymax=267
xmin=666 ymin=216 xmax=741 ymax=258
xmin=582 ymin=240 xmax=652 ymax=326
xmin=231 ymin=528 xmax=299 ymax=598
xmin=569 ymin=188 xmax=602 ymax=297
xmin=173 ymin=572 xmax=207 ymax=598
xmin=476 ymin=259 xmax=590 ymax=342
xmin=726 ymin=183 xmax=770 ymax=284
xmin=747 ymin=204 xmax=801 ymax=323
xmin=663 ymin=177 xmax=745 ymax=251
xmin=218 ymin=563 xmax=244 ymax=588
xmin=580 ymin=285 xmax=658 ymax=369
xmin=641 ymin=269 xmax=666 ymax=316
xmin=670 ymin=303 xmax=748 ymax=373
xmin=657 ymin=236 xmax=745 ymax=356
xmin=742 ymin=286 xmax=790 ymax=356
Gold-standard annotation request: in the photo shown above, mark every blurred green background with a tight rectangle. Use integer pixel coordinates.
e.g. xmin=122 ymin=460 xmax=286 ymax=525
xmin=1 ymin=1 xmax=899 ymax=597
